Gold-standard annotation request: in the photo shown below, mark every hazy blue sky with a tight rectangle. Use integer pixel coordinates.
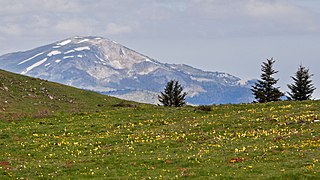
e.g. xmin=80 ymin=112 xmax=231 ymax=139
xmin=0 ymin=0 xmax=319 ymax=97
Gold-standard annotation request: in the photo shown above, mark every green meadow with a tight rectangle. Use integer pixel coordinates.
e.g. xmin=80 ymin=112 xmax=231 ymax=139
xmin=0 ymin=70 xmax=319 ymax=179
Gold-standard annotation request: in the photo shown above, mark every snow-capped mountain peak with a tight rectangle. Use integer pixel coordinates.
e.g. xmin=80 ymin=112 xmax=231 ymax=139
xmin=0 ymin=36 xmax=254 ymax=104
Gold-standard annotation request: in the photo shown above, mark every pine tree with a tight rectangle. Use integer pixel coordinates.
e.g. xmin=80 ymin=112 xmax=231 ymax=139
xmin=287 ymin=65 xmax=316 ymax=101
xmin=251 ymin=58 xmax=283 ymax=103
xmin=158 ymin=80 xmax=187 ymax=107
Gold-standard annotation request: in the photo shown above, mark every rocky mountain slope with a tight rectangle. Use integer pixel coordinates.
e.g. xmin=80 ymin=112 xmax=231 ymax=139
xmin=0 ymin=36 xmax=254 ymax=104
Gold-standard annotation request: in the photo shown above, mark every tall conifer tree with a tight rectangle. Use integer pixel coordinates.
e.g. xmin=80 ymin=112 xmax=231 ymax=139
xmin=158 ymin=80 xmax=187 ymax=107
xmin=287 ymin=65 xmax=316 ymax=101
xmin=251 ymin=58 xmax=283 ymax=103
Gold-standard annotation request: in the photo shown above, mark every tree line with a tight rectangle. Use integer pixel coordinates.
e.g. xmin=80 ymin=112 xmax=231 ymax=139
xmin=158 ymin=58 xmax=316 ymax=107
xmin=251 ymin=58 xmax=316 ymax=102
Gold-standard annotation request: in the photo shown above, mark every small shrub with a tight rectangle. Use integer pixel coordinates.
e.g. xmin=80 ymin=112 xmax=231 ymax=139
xmin=196 ymin=105 xmax=212 ymax=112
xmin=112 ymin=102 xmax=137 ymax=108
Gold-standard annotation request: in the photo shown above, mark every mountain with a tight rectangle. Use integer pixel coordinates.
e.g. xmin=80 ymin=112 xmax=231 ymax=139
xmin=0 ymin=36 xmax=254 ymax=104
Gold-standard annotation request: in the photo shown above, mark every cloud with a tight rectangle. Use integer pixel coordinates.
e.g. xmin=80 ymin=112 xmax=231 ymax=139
xmin=187 ymin=0 xmax=320 ymax=37
xmin=105 ymin=23 xmax=133 ymax=35
xmin=0 ymin=24 xmax=23 ymax=36
xmin=40 ymin=0 xmax=83 ymax=12
xmin=0 ymin=0 xmax=30 ymax=15
xmin=0 ymin=0 xmax=81 ymax=15
xmin=245 ymin=1 xmax=315 ymax=23
xmin=245 ymin=0 xmax=320 ymax=34
xmin=54 ymin=19 xmax=93 ymax=35
xmin=0 ymin=0 xmax=319 ymax=48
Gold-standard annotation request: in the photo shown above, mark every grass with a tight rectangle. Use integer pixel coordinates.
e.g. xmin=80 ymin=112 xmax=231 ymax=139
xmin=0 ymin=70 xmax=319 ymax=179
xmin=0 ymin=69 xmax=139 ymax=120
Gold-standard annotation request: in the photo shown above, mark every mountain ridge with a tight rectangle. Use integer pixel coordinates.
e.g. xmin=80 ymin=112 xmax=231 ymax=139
xmin=0 ymin=36 xmax=254 ymax=104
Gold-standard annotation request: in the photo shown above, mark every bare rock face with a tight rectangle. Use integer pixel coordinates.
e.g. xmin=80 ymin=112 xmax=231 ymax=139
xmin=0 ymin=36 xmax=254 ymax=104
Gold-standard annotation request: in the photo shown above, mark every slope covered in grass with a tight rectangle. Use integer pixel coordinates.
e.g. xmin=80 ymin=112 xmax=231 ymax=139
xmin=0 ymin=69 xmax=139 ymax=120
xmin=0 ymin=99 xmax=319 ymax=179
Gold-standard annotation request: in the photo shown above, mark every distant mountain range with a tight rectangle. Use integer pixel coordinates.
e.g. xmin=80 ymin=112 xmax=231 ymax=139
xmin=0 ymin=36 xmax=255 ymax=104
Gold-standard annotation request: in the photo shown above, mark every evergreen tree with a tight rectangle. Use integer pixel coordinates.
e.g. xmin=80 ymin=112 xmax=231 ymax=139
xmin=251 ymin=58 xmax=283 ymax=103
xmin=158 ymin=80 xmax=187 ymax=107
xmin=287 ymin=65 xmax=316 ymax=101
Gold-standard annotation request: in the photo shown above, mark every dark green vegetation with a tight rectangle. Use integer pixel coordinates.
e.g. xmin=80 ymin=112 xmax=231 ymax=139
xmin=158 ymin=80 xmax=187 ymax=107
xmin=1 ymin=70 xmax=319 ymax=179
xmin=287 ymin=65 xmax=316 ymax=101
xmin=252 ymin=58 xmax=283 ymax=103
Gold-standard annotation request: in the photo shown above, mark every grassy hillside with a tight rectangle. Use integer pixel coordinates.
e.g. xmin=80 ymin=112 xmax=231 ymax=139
xmin=1 ymin=101 xmax=319 ymax=179
xmin=0 ymin=70 xmax=319 ymax=179
xmin=0 ymin=69 xmax=139 ymax=120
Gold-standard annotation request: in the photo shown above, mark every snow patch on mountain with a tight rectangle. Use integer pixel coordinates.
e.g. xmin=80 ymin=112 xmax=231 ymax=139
xmin=74 ymin=46 xmax=90 ymax=51
xmin=95 ymin=54 xmax=105 ymax=62
xmin=145 ymin=58 xmax=161 ymax=65
xmin=63 ymin=56 xmax=74 ymax=59
xmin=218 ymin=73 xmax=234 ymax=79
xmin=47 ymin=50 xmax=61 ymax=57
xmin=190 ymin=76 xmax=214 ymax=82
xmin=238 ymin=79 xmax=250 ymax=85
xmin=18 ymin=52 xmax=44 ymax=65
xmin=64 ymin=50 xmax=75 ymax=54
xmin=57 ymin=39 xmax=72 ymax=46
xmin=21 ymin=58 xmax=48 ymax=74
xmin=77 ymin=39 xmax=90 ymax=43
